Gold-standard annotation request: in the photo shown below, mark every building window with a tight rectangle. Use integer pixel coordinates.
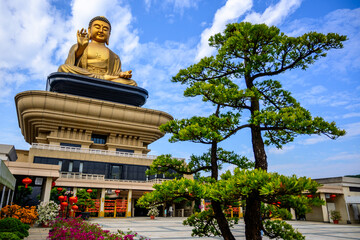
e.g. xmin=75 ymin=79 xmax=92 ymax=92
xmin=116 ymin=148 xmax=134 ymax=153
xmin=69 ymin=161 xmax=73 ymax=172
xmin=60 ymin=143 xmax=81 ymax=148
xmin=111 ymin=165 xmax=121 ymax=179
xmin=91 ymin=134 xmax=107 ymax=144
xmin=58 ymin=160 xmax=62 ymax=170
xmin=79 ymin=162 xmax=83 ymax=173
xmin=349 ymin=187 xmax=360 ymax=192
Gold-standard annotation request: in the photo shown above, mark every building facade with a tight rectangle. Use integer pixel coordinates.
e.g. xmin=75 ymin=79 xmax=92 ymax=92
xmin=5 ymin=78 xmax=191 ymax=217
xmin=306 ymin=176 xmax=360 ymax=224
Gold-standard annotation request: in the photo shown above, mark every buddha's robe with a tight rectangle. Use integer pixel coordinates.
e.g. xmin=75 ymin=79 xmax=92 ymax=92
xmin=58 ymin=44 xmax=137 ymax=86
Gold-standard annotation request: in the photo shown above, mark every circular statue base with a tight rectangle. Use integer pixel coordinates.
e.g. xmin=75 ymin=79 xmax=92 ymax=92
xmin=46 ymin=72 xmax=148 ymax=107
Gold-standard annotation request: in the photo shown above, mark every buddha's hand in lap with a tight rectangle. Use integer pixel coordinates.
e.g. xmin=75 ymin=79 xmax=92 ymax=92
xmin=103 ymin=75 xmax=119 ymax=80
xmin=119 ymin=70 xmax=132 ymax=79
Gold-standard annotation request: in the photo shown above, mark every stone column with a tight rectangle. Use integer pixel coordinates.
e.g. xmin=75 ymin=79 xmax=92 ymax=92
xmin=126 ymin=190 xmax=132 ymax=217
xmin=239 ymin=205 xmax=244 ymax=218
xmin=11 ymin=189 xmax=15 ymax=205
xmin=173 ymin=203 xmax=176 ymax=217
xmin=6 ymin=189 xmax=11 ymax=205
xmin=73 ymin=187 xmax=78 ymax=196
xmin=343 ymin=195 xmax=351 ymax=224
xmin=320 ymin=193 xmax=329 ymax=222
xmin=41 ymin=177 xmax=53 ymax=203
xmin=0 ymin=186 xmax=6 ymax=209
xmin=200 ymin=199 xmax=205 ymax=212
xmin=290 ymin=208 xmax=296 ymax=220
xmin=99 ymin=188 xmax=106 ymax=217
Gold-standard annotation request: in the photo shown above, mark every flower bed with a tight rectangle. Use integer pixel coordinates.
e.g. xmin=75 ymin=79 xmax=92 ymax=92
xmin=0 ymin=205 xmax=38 ymax=225
xmin=48 ymin=217 xmax=150 ymax=240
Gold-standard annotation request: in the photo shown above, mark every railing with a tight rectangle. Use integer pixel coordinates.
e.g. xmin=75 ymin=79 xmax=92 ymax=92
xmin=59 ymin=172 xmax=171 ymax=184
xmin=60 ymin=172 xmax=105 ymax=181
xmin=31 ymin=143 xmax=157 ymax=159
xmin=147 ymin=179 xmax=170 ymax=184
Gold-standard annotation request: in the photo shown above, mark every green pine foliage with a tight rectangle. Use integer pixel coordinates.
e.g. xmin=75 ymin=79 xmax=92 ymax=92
xmin=138 ymin=22 xmax=346 ymax=240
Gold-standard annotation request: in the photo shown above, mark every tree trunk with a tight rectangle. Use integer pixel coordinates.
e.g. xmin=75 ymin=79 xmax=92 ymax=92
xmin=210 ymin=141 xmax=235 ymax=239
xmin=245 ymin=70 xmax=268 ymax=239
xmin=251 ymin=126 xmax=267 ymax=170
xmin=244 ymin=191 xmax=262 ymax=240
xmin=212 ymin=200 xmax=236 ymax=240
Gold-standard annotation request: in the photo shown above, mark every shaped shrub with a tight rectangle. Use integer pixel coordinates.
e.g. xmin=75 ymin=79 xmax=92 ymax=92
xmin=0 ymin=217 xmax=30 ymax=239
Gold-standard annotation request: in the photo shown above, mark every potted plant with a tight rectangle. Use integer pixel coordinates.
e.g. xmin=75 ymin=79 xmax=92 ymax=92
xmin=147 ymin=206 xmax=159 ymax=219
xmin=75 ymin=189 xmax=95 ymax=220
xmin=330 ymin=210 xmax=341 ymax=224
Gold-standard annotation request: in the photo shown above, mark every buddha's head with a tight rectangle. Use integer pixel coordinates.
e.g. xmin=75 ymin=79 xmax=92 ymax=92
xmin=88 ymin=16 xmax=111 ymax=45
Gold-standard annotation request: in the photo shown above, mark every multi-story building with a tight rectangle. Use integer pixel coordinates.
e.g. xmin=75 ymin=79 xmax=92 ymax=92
xmin=5 ymin=73 xmax=191 ymax=217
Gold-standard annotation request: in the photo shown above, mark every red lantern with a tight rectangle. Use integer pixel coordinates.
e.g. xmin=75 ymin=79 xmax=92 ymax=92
xmin=307 ymin=194 xmax=313 ymax=198
xmin=57 ymin=187 xmax=63 ymax=193
xmin=63 ymin=196 xmax=67 ymax=202
xmin=71 ymin=205 xmax=79 ymax=211
xmin=330 ymin=194 xmax=336 ymax=199
xmin=52 ymin=181 xmax=56 ymax=187
xmin=115 ymin=190 xmax=121 ymax=196
xmin=86 ymin=189 xmax=93 ymax=194
xmin=69 ymin=196 xmax=77 ymax=204
xmin=22 ymin=177 xmax=32 ymax=188
xmin=277 ymin=202 xmax=281 ymax=205
xmin=61 ymin=202 xmax=68 ymax=207
xmin=58 ymin=196 xmax=65 ymax=202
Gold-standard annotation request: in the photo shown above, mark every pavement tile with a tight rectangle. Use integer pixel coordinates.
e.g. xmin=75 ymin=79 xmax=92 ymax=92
xmin=25 ymin=217 xmax=360 ymax=240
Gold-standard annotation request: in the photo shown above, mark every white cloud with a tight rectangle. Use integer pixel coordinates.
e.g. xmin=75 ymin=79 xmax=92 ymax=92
xmin=343 ymin=122 xmax=360 ymax=138
xmin=0 ymin=0 xmax=141 ymax=102
xmin=195 ymin=0 xmax=253 ymax=61
xmin=308 ymin=85 xmax=327 ymax=95
xmin=326 ymin=152 xmax=360 ymax=161
xmin=268 ymin=145 xmax=295 ymax=154
xmin=343 ymin=112 xmax=360 ymax=119
xmin=244 ymin=0 xmax=302 ymax=26
xmin=144 ymin=0 xmax=200 ymax=14
xmin=300 ymin=135 xmax=329 ymax=145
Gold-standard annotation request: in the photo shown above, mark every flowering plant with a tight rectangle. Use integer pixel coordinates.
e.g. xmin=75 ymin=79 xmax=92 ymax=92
xmin=36 ymin=201 xmax=59 ymax=226
xmin=48 ymin=217 xmax=145 ymax=239
xmin=0 ymin=204 xmax=38 ymax=225
xmin=147 ymin=206 xmax=159 ymax=217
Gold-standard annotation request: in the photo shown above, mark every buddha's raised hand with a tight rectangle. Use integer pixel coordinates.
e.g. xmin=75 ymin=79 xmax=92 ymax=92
xmin=77 ymin=28 xmax=89 ymax=48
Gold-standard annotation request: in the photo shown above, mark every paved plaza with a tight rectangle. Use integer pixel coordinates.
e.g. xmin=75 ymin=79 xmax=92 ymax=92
xmin=26 ymin=217 xmax=360 ymax=240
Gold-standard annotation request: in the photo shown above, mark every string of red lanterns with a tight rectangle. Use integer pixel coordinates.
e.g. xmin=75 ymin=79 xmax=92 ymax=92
xmin=58 ymin=191 xmax=78 ymax=218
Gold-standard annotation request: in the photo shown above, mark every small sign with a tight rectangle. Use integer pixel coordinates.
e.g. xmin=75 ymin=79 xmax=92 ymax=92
xmin=35 ymin=177 xmax=43 ymax=185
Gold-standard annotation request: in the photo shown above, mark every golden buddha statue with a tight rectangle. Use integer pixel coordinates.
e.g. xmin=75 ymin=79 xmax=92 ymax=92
xmin=58 ymin=16 xmax=137 ymax=86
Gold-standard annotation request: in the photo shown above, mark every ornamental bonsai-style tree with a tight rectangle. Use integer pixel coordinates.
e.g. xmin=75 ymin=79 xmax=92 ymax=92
xmin=138 ymin=22 xmax=346 ymax=240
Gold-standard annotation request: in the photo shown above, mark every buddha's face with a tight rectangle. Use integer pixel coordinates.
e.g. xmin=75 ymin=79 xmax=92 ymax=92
xmin=88 ymin=20 xmax=110 ymax=44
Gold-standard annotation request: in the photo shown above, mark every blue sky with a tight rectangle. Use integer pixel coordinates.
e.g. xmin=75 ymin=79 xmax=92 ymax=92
xmin=0 ymin=0 xmax=359 ymax=179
